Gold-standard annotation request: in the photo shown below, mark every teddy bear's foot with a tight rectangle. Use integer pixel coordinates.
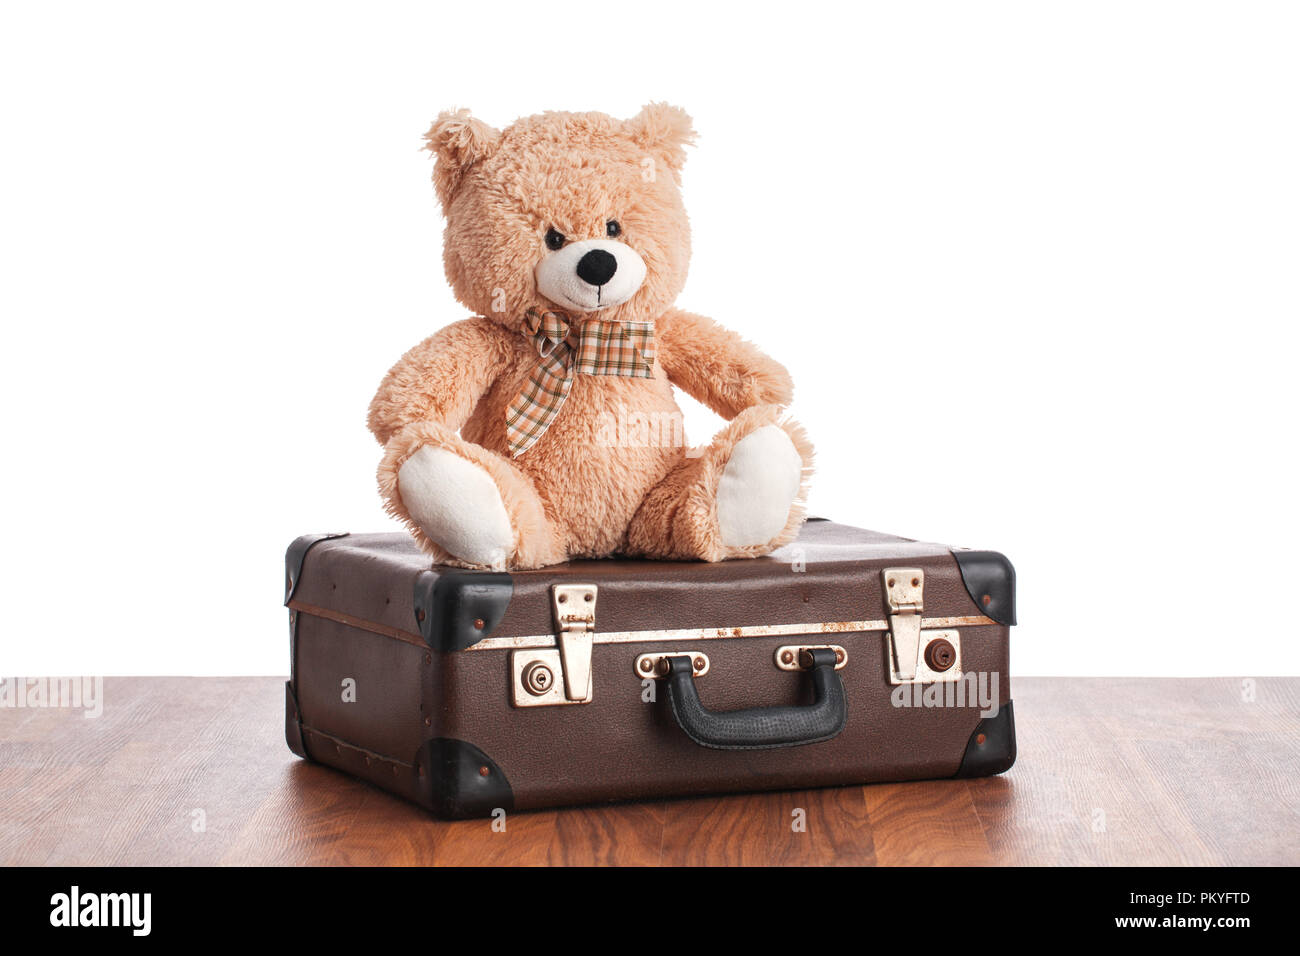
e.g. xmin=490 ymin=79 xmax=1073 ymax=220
xmin=715 ymin=425 xmax=804 ymax=548
xmin=397 ymin=447 xmax=514 ymax=570
xmin=626 ymin=405 xmax=813 ymax=562
xmin=378 ymin=421 xmax=567 ymax=570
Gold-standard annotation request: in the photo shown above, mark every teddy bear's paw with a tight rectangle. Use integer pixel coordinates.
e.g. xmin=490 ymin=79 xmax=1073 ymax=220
xmin=716 ymin=425 xmax=804 ymax=549
xmin=397 ymin=446 xmax=514 ymax=570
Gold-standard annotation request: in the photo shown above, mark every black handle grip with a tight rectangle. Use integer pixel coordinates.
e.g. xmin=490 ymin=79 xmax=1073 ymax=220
xmin=662 ymin=647 xmax=847 ymax=750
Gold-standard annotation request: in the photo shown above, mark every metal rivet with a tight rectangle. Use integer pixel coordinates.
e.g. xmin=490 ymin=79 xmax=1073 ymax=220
xmin=640 ymin=658 xmax=654 ymax=673
xmin=473 ymin=617 xmax=485 ymax=629
xmin=976 ymin=733 xmax=987 ymax=746
xmin=780 ymin=650 xmax=795 ymax=665
xmin=911 ymin=577 xmax=920 ymax=587
xmin=478 ymin=766 xmax=490 ymax=777
xmin=557 ymin=593 xmax=567 ymax=603
xmin=415 ymin=608 xmax=426 ymax=622
xmin=835 ymin=649 xmax=845 ymax=664
xmin=887 ymin=579 xmax=895 ymax=587
xmin=423 ymin=717 xmax=431 ymax=727
xmin=584 ymin=593 xmax=593 ymax=602
xmin=693 ymin=657 xmax=706 ymax=671
xmin=982 ymin=594 xmax=992 ymax=606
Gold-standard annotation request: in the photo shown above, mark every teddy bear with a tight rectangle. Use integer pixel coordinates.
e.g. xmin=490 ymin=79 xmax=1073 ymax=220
xmin=366 ymin=104 xmax=813 ymax=571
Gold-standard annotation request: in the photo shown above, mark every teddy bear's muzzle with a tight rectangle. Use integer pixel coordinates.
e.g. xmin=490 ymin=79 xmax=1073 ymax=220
xmin=535 ymin=238 xmax=647 ymax=313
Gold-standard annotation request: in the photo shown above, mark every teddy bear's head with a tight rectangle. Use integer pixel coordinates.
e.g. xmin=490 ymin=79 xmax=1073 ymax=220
xmin=425 ymin=104 xmax=694 ymax=328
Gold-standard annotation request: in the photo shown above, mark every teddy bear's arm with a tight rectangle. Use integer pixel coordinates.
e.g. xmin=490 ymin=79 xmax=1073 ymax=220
xmin=367 ymin=317 xmax=511 ymax=445
xmin=656 ymin=308 xmax=794 ymax=420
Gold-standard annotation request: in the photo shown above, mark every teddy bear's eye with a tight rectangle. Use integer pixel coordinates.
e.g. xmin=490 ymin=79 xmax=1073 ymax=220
xmin=544 ymin=228 xmax=566 ymax=251
xmin=606 ymin=220 xmax=621 ymax=238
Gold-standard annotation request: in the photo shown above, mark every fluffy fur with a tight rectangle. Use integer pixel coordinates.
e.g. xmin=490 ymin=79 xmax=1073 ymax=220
xmin=368 ymin=104 xmax=814 ymax=569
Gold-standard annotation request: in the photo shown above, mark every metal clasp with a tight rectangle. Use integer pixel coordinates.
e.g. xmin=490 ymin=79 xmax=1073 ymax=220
xmin=884 ymin=568 xmax=925 ymax=682
xmin=510 ymin=583 xmax=597 ymax=708
xmin=883 ymin=568 xmax=963 ymax=685
xmin=552 ymin=583 xmax=597 ymax=702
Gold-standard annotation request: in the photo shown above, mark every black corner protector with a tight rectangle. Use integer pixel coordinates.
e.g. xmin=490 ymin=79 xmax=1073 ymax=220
xmin=417 ymin=738 xmax=514 ymax=819
xmin=285 ymin=533 xmax=349 ymax=605
xmin=953 ymin=549 xmax=1017 ymax=626
xmin=284 ymin=681 xmax=310 ymax=760
xmin=413 ymin=571 xmax=513 ymax=651
xmin=954 ymin=701 xmax=1016 ymax=778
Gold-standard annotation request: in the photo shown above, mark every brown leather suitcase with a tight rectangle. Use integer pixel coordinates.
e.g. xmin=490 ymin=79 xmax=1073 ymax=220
xmin=283 ymin=519 xmax=1017 ymax=818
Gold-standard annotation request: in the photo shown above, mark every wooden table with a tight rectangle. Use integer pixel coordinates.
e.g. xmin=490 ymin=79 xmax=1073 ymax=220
xmin=2 ymin=677 xmax=1296 ymax=866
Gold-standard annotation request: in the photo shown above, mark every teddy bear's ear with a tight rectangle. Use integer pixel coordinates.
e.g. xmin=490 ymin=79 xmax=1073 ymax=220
xmin=424 ymin=109 xmax=503 ymax=206
xmin=624 ymin=102 xmax=695 ymax=173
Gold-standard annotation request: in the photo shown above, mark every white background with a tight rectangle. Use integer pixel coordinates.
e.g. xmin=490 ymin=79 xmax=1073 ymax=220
xmin=1 ymin=1 xmax=1296 ymax=677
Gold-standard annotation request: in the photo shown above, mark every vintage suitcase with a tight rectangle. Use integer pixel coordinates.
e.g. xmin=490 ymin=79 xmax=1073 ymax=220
xmin=283 ymin=519 xmax=1016 ymax=818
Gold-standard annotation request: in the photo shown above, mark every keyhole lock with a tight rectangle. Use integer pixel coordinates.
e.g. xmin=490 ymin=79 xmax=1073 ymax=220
xmin=924 ymin=638 xmax=957 ymax=673
xmin=522 ymin=661 xmax=555 ymax=696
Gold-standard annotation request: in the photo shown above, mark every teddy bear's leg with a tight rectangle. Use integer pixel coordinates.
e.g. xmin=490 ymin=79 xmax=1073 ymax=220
xmin=378 ymin=421 xmax=565 ymax=570
xmin=626 ymin=405 xmax=813 ymax=561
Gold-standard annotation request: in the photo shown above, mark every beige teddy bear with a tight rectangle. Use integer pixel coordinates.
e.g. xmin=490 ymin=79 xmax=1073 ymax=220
xmin=367 ymin=104 xmax=813 ymax=570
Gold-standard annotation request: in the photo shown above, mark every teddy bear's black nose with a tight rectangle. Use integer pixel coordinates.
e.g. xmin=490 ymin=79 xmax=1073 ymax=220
xmin=576 ymin=249 xmax=618 ymax=287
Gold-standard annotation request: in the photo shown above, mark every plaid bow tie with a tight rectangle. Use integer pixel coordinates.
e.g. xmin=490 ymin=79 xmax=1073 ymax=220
xmin=505 ymin=309 xmax=656 ymax=458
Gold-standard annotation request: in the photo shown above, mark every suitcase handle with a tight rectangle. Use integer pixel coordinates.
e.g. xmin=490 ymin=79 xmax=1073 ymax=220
xmin=661 ymin=648 xmax=847 ymax=750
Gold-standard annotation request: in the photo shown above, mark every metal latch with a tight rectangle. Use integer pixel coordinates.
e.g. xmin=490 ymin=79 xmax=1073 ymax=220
xmin=510 ymin=583 xmax=597 ymax=708
xmin=884 ymin=568 xmax=925 ymax=681
xmin=552 ymin=583 xmax=597 ymax=701
xmin=883 ymin=568 xmax=962 ymax=685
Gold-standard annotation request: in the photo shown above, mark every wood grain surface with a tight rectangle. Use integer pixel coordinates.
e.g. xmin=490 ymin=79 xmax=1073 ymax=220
xmin=2 ymin=677 xmax=1296 ymax=866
